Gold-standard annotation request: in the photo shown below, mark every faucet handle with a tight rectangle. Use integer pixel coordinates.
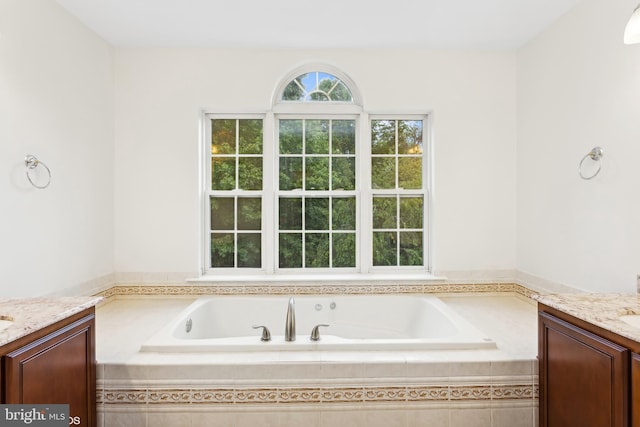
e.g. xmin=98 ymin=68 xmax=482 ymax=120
xmin=252 ymin=325 xmax=271 ymax=342
xmin=310 ymin=324 xmax=330 ymax=341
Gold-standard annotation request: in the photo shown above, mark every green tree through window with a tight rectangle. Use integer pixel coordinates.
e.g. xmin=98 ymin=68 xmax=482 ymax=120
xmin=210 ymin=119 xmax=263 ymax=268
xmin=282 ymin=72 xmax=353 ymax=102
xmin=278 ymin=119 xmax=357 ymax=269
xmin=206 ymin=69 xmax=429 ymax=274
xmin=371 ymin=120 xmax=425 ymax=266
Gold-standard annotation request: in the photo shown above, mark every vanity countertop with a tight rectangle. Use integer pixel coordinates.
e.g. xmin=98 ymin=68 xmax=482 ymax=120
xmin=534 ymin=293 xmax=640 ymax=343
xmin=0 ymin=296 xmax=103 ymax=348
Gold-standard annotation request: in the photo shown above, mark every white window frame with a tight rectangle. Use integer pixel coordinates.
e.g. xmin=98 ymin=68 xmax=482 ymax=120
xmin=203 ymin=113 xmax=269 ymax=273
xmin=367 ymin=113 xmax=431 ymax=273
xmin=274 ymin=113 xmax=361 ymax=274
xmin=200 ymin=67 xmax=433 ymax=280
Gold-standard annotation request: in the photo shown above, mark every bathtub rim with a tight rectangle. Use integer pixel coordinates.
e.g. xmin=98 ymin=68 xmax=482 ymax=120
xmin=139 ymin=294 xmax=498 ymax=353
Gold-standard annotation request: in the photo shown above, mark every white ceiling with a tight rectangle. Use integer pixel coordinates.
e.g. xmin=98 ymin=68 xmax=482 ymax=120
xmin=54 ymin=0 xmax=584 ymax=50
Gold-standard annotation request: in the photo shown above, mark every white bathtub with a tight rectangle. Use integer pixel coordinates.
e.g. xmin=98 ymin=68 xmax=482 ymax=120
xmin=140 ymin=295 xmax=496 ymax=352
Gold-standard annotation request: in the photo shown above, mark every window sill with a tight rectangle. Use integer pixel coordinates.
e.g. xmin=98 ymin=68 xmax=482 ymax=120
xmin=187 ymin=272 xmax=446 ymax=283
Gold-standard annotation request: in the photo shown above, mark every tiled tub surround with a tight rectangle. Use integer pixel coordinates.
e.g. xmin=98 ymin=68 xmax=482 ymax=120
xmin=96 ymin=288 xmax=538 ymax=427
xmin=96 ymin=281 xmax=535 ymax=299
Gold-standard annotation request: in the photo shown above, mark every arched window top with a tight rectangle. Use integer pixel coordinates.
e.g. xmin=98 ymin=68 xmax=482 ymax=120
xmin=282 ymin=71 xmax=353 ymax=102
xmin=274 ymin=65 xmax=362 ymax=108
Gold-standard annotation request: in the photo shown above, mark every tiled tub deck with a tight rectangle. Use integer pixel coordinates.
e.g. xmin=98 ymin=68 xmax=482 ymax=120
xmin=95 ymin=286 xmax=538 ymax=427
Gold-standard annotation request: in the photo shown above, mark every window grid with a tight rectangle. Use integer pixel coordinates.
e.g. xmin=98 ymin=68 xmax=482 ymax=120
xmin=204 ymin=70 xmax=431 ymax=276
xmin=370 ymin=118 xmax=426 ymax=268
xmin=281 ymin=72 xmax=354 ymax=102
xmin=277 ymin=118 xmax=357 ymax=270
xmin=209 ymin=118 xmax=264 ymax=270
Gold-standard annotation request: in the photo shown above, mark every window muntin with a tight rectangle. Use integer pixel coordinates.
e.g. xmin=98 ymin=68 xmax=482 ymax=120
xmin=282 ymin=72 xmax=353 ymax=102
xmin=370 ymin=119 xmax=426 ymax=267
xmin=277 ymin=118 xmax=357 ymax=269
xmin=209 ymin=118 xmax=263 ymax=269
xmin=205 ymin=68 xmax=430 ymax=276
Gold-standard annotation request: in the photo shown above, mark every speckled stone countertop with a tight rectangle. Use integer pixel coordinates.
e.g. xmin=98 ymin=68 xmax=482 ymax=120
xmin=534 ymin=293 xmax=640 ymax=343
xmin=0 ymin=296 xmax=103 ymax=348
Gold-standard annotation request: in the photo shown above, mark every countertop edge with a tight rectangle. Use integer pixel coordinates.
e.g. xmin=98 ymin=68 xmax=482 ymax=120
xmin=534 ymin=293 xmax=640 ymax=344
xmin=0 ymin=296 xmax=103 ymax=348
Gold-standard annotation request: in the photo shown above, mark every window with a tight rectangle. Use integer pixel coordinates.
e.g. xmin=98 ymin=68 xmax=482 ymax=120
xmin=278 ymin=118 xmax=357 ymax=269
xmin=281 ymin=71 xmax=353 ymax=102
xmin=204 ymin=68 xmax=430 ymax=276
xmin=209 ymin=118 xmax=263 ymax=268
xmin=371 ymin=119 xmax=425 ymax=267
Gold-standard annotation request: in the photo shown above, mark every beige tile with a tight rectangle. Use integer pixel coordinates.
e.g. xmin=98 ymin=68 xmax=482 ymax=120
xmin=405 ymin=360 xmax=452 ymax=377
xmin=449 ymin=361 xmax=491 ymax=377
xmin=235 ymin=410 xmax=282 ymax=427
xmin=491 ymin=407 xmax=534 ymax=427
xmin=449 ymin=407 xmax=491 ymax=427
xmin=321 ymin=410 xmax=364 ymax=427
xmin=103 ymin=411 xmax=147 ymax=427
xmin=440 ymin=295 xmax=537 ymax=358
xmin=362 ymin=409 xmax=406 ymax=427
xmin=406 ymin=408 xmax=450 ymax=426
xmin=147 ymin=411 xmax=191 ymax=427
xmin=490 ymin=360 xmax=532 ymax=376
xmin=95 ymin=298 xmax=194 ymax=362
xmin=363 ymin=361 xmax=407 ymax=378
xmin=192 ymin=411 xmax=235 ymax=427
xmin=234 ymin=361 xmax=321 ymax=380
xmin=320 ymin=361 xmax=364 ymax=379
xmin=158 ymin=363 xmax=238 ymax=380
xmin=96 ymin=363 xmax=105 ymax=380
xmin=279 ymin=410 xmax=322 ymax=427
xmin=102 ymin=363 xmax=142 ymax=379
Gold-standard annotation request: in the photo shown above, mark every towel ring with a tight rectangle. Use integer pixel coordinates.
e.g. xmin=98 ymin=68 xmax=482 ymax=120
xmin=25 ymin=155 xmax=51 ymax=189
xmin=579 ymin=147 xmax=604 ymax=180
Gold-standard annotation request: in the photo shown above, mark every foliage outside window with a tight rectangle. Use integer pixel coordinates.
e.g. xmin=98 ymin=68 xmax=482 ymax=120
xmin=371 ymin=119 xmax=425 ymax=267
xmin=206 ymin=70 xmax=429 ymax=274
xmin=282 ymin=72 xmax=353 ymax=102
xmin=210 ymin=118 xmax=263 ymax=268
xmin=278 ymin=119 xmax=357 ymax=269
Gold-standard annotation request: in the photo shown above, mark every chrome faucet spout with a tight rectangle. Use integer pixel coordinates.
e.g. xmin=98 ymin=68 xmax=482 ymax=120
xmin=285 ymin=297 xmax=296 ymax=342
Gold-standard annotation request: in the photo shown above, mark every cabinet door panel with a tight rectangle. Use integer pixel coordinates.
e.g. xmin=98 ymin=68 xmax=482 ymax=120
xmin=3 ymin=315 xmax=95 ymax=427
xmin=539 ymin=312 xmax=629 ymax=427
xmin=632 ymin=353 xmax=640 ymax=427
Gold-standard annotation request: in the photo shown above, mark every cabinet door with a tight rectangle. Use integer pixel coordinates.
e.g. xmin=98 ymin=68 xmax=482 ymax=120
xmin=539 ymin=312 xmax=629 ymax=427
xmin=632 ymin=353 xmax=640 ymax=427
xmin=3 ymin=314 xmax=96 ymax=427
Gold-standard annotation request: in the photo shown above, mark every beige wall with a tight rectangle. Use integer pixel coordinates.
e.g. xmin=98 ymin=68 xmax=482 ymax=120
xmin=113 ymin=48 xmax=518 ymax=275
xmin=517 ymin=0 xmax=640 ymax=292
xmin=0 ymin=0 xmax=114 ymax=296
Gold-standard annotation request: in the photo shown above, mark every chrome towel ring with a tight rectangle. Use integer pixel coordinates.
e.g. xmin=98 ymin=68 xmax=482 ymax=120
xmin=579 ymin=147 xmax=604 ymax=180
xmin=24 ymin=154 xmax=51 ymax=189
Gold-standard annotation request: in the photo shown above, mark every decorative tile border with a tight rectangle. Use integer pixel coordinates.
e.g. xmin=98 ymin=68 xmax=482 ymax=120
xmin=99 ymin=383 xmax=535 ymax=406
xmin=96 ymin=280 xmax=538 ymax=411
xmin=96 ymin=282 xmax=534 ymax=300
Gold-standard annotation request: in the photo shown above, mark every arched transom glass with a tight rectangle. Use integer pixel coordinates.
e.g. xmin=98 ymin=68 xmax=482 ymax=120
xmin=204 ymin=65 xmax=429 ymax=276
xmin=282 ymin=72 xmax=353 ymax=102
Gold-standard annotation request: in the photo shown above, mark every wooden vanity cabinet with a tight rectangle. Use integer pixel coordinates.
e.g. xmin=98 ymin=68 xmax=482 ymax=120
xmin=0 ymin=307 xmax=96 ymax=427
xmin=539 ymin=304 xmax=640 ymax=427
xmin=539 ymin=311 xmax=629 ymax=427
xmin=632 ymin=354 xmax=640 ymax=427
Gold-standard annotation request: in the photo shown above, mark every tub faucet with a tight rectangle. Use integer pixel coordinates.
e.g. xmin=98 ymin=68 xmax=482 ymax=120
xmin=285 ymin=297 xmax=295 ymax=341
